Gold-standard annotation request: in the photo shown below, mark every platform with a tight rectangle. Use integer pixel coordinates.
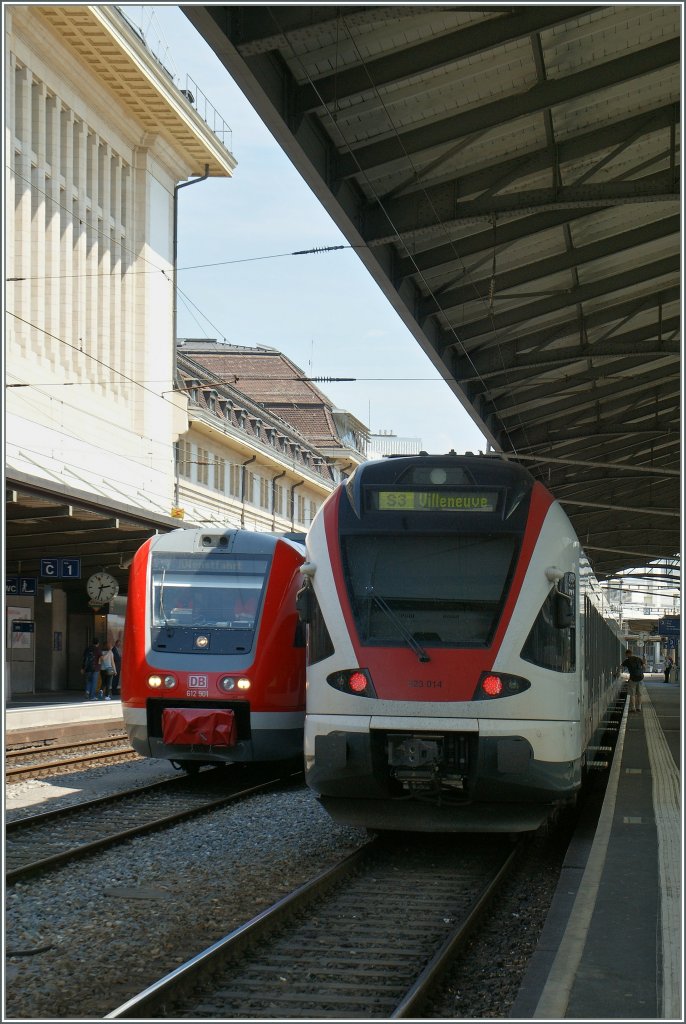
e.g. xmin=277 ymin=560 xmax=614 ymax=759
xmin=5 ymin=690 xmax=124 ymax=734
xmin=512 ymin=676 xmax=681 ymax=1020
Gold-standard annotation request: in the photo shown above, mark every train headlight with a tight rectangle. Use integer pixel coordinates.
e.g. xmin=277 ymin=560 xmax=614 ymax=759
xmin=326 ymin=668 xmax=377 ymax=698
xmin=473 ymin=671 xmax=530 ymax=700
xmin=193 ymin=634 xmax=210 ymax=649
xmin=217 ymin=676 xmax=250 ymax=692
xmin=148 ymin=675 xmax=177 ymax=689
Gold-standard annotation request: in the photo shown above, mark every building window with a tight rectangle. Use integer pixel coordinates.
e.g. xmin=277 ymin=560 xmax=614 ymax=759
xmin=229 ymin=463 xmax=241 ymax=498
xmin=197 ymin=446 xmax=209 ymax=486
xmin=177 ymin=440 xmax=192 ymax=479
xmin=213 ymin=454 xmax=225 ymax=493
xmin=244 ymin=469 xmax=255 ymax=505
xmin=297 ymin=494 xmax=306 ymax=524
xmin=274 ymin=483 xmax=284 ymax=516
xmin=259 ymin=476 xmax=270 ymax=509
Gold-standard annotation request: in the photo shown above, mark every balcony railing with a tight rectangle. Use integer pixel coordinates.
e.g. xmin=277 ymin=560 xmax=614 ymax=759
xmin=116 ymin=7 xmax=233 ymax=154
xmin=177 ymin=75 xmax=232 ymax=152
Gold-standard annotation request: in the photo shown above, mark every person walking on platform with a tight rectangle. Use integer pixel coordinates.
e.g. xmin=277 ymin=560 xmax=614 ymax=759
xmin=91 ymin=641 xmax=103 ymax=697
xmin=663 ymin=654 xmax=674 ymax=684
xmin=98 ymin=643 xmax=116 ymax=700
xmin=621 ymin=648 xmax=645 ymax=712
xmin=81 ymin=642 xmax=99 ymax=701
xmin=111 ymin=640 xmax=122 ymax=696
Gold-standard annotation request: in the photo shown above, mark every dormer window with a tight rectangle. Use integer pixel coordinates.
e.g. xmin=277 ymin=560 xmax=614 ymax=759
xmin=249 ymin=416 xmax=262 ymax=438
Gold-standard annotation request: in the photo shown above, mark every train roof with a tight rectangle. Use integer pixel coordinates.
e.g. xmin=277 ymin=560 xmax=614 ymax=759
xmin=149 ymin=528 xmax=305 ymax=556
xmin=348 ymin=453 xmax=538 ymax=489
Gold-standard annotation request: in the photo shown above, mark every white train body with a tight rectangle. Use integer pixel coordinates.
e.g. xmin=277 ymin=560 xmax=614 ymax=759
xmin=299 ymin=455 xmax=622 ymax=832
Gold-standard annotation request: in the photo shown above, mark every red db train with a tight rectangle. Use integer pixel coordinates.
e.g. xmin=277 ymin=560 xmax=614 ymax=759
xmin=121 ymin=528 xmax=306 ymax=771
xmin=297 ymin=454 xmax=623 ymax=832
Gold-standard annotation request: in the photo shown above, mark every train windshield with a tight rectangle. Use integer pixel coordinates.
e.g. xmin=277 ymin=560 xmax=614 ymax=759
xmin=151 ymin=554 xmax=269 ymax=630
xmin=341 ymin=533 xmax=518 ymax=646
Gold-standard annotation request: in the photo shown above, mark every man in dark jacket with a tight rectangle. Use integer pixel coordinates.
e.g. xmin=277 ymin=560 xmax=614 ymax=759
xmin=621 ymin=649 xmax=645 ymax=712
xmin=81 ymin=642 xmax=99 ymax=701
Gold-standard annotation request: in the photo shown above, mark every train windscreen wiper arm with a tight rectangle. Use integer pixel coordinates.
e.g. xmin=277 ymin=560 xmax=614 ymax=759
xmin=366 ymin=587 xmax=430 ymax=663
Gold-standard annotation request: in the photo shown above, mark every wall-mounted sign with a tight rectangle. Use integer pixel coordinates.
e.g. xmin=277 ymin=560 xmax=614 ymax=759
xmin=5 ymin=577 xmax=36 ymax=596
xmin=40 ymin=558 xmax=81 ymax=579
xmin=11 ymin=620 xmax=34 ymax=649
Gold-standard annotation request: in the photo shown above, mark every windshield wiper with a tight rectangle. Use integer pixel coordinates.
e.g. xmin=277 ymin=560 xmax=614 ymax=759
xmin=365 ymin=587 xmax=430 ymax=663
xmin=159 ymin=569 xmax=169 ymax=628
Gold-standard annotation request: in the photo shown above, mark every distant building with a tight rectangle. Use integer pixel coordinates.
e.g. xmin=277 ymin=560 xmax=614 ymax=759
xmin=368 ymin=430 xmax=423 ymax=458
xmin=177 ymin=339 xmax=369 ymax=477
xmin=174 ymin=349 xmax=336 ymax=532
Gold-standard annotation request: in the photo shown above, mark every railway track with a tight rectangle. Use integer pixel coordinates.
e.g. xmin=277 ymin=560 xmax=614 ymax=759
xmin=6 ymin=768 xmax=304 ymax=884
xmin=108 ymin=832 xmax=520 ymax=1019
xmin=6 ymin=735 xmax=139 ymax=781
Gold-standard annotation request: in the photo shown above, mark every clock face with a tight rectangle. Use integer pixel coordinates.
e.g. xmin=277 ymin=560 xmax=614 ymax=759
xmin=86 ymin=572 xmax=119 ymax=602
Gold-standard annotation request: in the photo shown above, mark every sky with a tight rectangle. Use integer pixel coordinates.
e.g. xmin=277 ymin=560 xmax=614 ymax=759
xmin=126 ymin=4 xmax=488 ymax=456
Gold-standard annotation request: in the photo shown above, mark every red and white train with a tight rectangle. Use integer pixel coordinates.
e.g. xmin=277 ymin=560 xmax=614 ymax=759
xmin=121 ymin=528 xmax=306 ymax=771
xmin=297 ymin=453 xmax=623 ymax=832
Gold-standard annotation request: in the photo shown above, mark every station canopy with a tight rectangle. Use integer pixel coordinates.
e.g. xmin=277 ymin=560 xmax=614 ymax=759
xmin=184 ymin=4 xmax=681 ymax=581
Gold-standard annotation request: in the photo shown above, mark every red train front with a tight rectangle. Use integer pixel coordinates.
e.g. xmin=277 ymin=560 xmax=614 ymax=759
xmin=121 ymin=528 xmax=306 ymax=770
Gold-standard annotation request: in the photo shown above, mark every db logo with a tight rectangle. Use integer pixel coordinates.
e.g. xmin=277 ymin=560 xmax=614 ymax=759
xmin=188 ymin=675 xmax=208 ymax=687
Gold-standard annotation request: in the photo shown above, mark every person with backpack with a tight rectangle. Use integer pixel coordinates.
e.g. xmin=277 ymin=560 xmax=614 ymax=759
xmin=98 ymin=643 xmax=116 ymax=700
xmin=81 ymin=642 xmax=99 ymax=701
xmin=621 ymin=648 xmax=645 ymax=712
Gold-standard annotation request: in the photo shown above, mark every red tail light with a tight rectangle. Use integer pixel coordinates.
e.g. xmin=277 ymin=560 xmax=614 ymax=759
xmin=482 ymin=674 xmax=503 ymax=697
xmin=326 ymin=668 xmax=377 ymax=698
xmin=349 ymin=672 xmax=368 ymax=693
xmin=474 ymin=671 xmax=531 ymax=700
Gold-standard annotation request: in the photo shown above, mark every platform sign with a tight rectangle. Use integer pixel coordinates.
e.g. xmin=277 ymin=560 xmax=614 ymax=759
xmin=6 ymin=577 xmax=19 ymax=596
xmin=19 ymin=578 xmax=37 ymax=595
xmin=40 ymin=558 xmax=81 ymax=579
xmin=658 ymin=616 xmax=680 ymax=637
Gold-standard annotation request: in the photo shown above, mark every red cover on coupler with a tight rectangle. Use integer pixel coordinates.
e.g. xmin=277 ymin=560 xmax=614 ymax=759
xmin=161 ymin=708 xmax=237 ymax=747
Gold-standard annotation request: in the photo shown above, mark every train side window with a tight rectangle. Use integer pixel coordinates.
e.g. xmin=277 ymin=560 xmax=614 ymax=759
xmin=521 ymin=584 xmax=576 ymax=673
xmin=307 ymin=591 xmax=334 ymax=665
xmin=294 ymin=619 xmax=306 ymax=648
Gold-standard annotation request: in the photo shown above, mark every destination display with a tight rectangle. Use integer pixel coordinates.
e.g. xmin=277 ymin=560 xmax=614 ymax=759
xmin=372 ymin=489 xmax=499 ymax=512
